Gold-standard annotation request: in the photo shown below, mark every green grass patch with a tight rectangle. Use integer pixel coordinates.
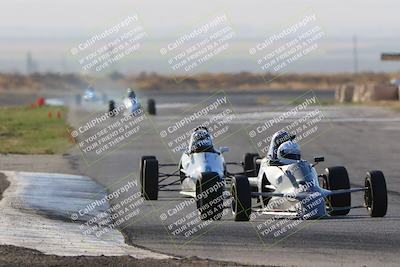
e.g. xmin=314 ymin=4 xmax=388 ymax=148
xmin=0 ymin=105 xmax=73 ymax=154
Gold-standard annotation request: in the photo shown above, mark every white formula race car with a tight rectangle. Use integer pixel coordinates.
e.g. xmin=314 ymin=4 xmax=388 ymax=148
xmin=140 ymin=127 xmax=237 ymax=220
xmin=75 ymin=86 xmax=107 ymax=105
xmin=231 ymin=131 xmax=388 ymax=221
xmin=108 ymin=88 xmax=156 ymax=116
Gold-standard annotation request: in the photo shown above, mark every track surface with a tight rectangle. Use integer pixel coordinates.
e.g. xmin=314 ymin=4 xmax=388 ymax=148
xmin=69 ymin=90 xmax=400 ymax=267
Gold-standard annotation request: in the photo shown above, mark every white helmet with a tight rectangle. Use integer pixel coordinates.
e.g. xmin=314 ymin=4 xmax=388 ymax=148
xmin=189 ymin=127 xmax=214 ymax=153
xmin=277 ymin=141 xmax=301 ymax=164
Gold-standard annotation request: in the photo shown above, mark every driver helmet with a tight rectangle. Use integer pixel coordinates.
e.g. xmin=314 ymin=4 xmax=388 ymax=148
xmin=277 ymin=141 xmax=301 ymax=165
xmin=267 ymin=130 xmax=295 ymax=160
xmin=127 ymin=88 xmax=136 ymax=99
xmin=189 ymin=127 xmax=214 ymax=153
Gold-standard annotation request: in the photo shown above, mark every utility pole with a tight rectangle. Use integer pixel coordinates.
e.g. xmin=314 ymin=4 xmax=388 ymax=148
xmin=26 ymin=52 xmax=38 ymax=74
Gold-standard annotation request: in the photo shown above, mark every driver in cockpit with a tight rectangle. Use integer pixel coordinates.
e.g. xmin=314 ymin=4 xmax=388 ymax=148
xmin=267 ymin=130 xmax=295 ymax=160
xmin=189 ymin=127 xmax=215 ymax=153
xmin=265 ymin=130 xmax=299 ymax=165
xmin=127 ymin=88 xmax=136 ymax=99
xmin=276 ymin=140 xmax=301 ymax=165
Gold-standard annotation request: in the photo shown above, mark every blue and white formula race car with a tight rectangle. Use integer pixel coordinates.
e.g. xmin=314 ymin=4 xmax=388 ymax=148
xmin=140 ymin=126 xmax=236 ymax=221
xmin=108 ymin=88 xmax=156 ymax=116
xmin=232 ymin=130 xmax=388 ymax=221
xmin=75 ymin=85 xmax=108 ymax=105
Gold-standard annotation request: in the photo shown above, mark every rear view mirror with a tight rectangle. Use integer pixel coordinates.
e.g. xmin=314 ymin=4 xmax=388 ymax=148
xmin=219 ymin=147 xmax=229 ymax=153
xmin=314 ymin=156 xmax=325 ymax=163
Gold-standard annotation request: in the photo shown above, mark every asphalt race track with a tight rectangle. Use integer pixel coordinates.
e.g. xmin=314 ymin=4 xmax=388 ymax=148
xmin=69 ymin=89 xmax=400 ymax=267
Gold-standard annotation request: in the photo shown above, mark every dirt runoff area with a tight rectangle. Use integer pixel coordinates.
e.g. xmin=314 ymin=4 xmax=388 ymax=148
xmin=0 ymin=245 xmax=278 ymax=267
xmin=0 ymin=154 xmax=273 ymax=267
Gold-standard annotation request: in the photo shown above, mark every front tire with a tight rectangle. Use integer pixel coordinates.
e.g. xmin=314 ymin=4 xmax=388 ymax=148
xmin=365 ymin=170 xmax=387 ymax=217
xmin=231 ymin=175 xmax=251 ymax=221
xmin=142 ymin=158 xmax=158 ymax=200
xmin=324 ymin=166 xmax=351 ymax=216
xmin=196 ymin=172 xmax=224 ymax=221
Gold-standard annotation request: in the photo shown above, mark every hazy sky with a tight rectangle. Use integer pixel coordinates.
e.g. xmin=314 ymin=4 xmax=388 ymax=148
xmin=1 ymin=0 xmax=399 ymax=39
xmin=1 ymin=0 xmax=399 ymax=73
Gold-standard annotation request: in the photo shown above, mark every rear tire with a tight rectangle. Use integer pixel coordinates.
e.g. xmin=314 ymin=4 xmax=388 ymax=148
xmin=148 ymin=99 xmax=156 ymax=115
xmin=365 ymin=171 xmax=387 ymax=217
xmin=108 ymin=100 xmax=116 ymax=116
xmin=196 ymin=172 xmax=224 ymax=221
xmin=231 ymin=175 xmax=251 ymax=221
xmin=142 ymin=158 xmax=158 ymax=200
xmin=243 ymin=153 xmax=260 ymax=177
xmin=324 ymin=166 xmax=351 ymax=216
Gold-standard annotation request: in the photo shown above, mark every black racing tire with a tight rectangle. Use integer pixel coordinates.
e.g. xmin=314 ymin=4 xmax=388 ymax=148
xmin=243 ymin=153 xmax=260 ymax=177
xmin=147 ymin=98 xmax=156 ymax=115
xmin=140 ymin=156 xmax=156 ymax=196
xmin=196 ymin=172 xmax=224 ymax=221
xmin=142 ymin=158 xmax=158 ymax=200
xmin=231 ymin=175 xmax=251 ymax=221
xmin=365 ymin=170 xmax=387 ymax=217
xmin=108 ymin=100 xmax=116 ymax=115
xmin=324 ymin=166 xmax=351 ymax=216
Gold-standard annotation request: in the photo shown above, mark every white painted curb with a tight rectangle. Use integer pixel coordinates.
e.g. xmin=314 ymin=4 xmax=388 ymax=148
xmin=0 ymin=171 xmax=171 ymax=259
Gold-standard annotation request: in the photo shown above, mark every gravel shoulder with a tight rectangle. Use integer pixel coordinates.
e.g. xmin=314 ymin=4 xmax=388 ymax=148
xmin=0 ymin=245 xmax=276 ymax=267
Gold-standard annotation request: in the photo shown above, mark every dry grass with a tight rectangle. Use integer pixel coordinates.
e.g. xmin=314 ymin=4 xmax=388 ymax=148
xmin=0 ymin=105 xmax=73 ymax=154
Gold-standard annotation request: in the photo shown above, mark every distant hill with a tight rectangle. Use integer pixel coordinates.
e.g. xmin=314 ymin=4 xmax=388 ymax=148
xmin=129 ymin=72 xmax=399 ymax=91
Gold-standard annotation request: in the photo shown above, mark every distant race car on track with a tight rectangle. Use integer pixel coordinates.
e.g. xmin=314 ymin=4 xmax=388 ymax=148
xmin=109 ymin=88 xmax=156 ymax=116
xmin=81 ymin=86 xmax=107 ymax=104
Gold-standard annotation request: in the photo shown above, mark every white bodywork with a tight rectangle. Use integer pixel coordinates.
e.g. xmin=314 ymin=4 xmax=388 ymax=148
xmin=83 ymin=88 xmax=105 ymax=103
xmin=253 ymin=159 xmax=328 ymax=219
xmin=179 ymin=150 xmax=226 ymax=197
xmin=123 ymin=97 xmax=142 ymax=116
